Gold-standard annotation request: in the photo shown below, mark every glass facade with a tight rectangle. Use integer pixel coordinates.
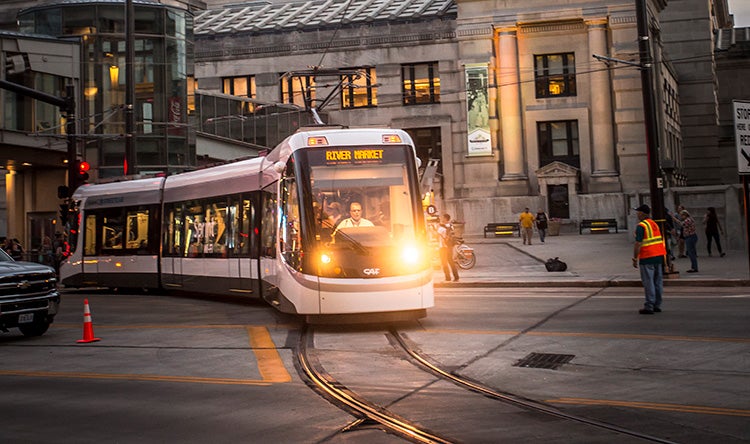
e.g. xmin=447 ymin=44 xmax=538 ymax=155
xmin=18 ymin=1 xmax=195 ymax=178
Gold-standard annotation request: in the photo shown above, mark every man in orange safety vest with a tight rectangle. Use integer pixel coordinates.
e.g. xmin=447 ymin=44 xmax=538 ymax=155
xmin=632 ymin=204 xmax=667 ymax=315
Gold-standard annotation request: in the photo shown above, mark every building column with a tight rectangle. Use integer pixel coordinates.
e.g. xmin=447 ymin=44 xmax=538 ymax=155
xmin=587 ymin=19 xmax=619 ymax=181
xmin=497 ymin=28 xmax=526 ymax=184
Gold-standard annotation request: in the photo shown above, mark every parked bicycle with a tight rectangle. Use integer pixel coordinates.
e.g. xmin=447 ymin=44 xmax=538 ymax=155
xmin=452 ymin=237 xmax=476 ymax=269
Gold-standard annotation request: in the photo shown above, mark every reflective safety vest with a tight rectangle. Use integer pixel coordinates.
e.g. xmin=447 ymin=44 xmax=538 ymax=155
xmin=638 ymin=219 xmax=667 ymax=259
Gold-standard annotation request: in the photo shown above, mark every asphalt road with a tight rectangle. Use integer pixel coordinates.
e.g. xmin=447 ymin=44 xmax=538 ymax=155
xmin=1 ymin=287 xmax=749 ymax=443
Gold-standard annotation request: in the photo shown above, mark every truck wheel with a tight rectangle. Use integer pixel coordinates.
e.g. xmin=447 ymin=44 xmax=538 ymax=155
xmin=18 ymin=318 xmax=51 ymax=337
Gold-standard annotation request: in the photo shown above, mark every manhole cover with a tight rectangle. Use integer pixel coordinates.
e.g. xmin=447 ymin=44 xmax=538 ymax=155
xmin=513 ymin=352 xmax=575 ymax=370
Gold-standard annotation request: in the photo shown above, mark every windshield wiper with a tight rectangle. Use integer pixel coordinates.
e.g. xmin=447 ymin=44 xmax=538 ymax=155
xmin=331 ymin=229 xmax=369 ymax=255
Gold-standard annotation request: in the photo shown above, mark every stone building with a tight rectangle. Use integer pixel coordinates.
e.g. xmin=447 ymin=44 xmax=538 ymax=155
xmin=194 ymin=0 xmax=689 ymax=234
xmin=0 ymin=0 xmax=748 ymax=249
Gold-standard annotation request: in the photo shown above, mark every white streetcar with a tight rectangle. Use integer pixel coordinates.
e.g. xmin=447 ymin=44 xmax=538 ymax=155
xmin=60 ymin=127 xmax=434 ymax=321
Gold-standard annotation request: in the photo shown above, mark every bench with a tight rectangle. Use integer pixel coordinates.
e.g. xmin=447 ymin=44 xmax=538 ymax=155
xmin=484 ymin=222 xmax=520 ymax=237
xmin=579 ymin=218 xmax=618 ymax=234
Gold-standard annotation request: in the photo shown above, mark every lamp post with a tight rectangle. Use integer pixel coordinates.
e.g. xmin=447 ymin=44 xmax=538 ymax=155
xmin=636 ymin=0 xmax=665 ymax=223
xmin=125 ymin=0 xmax=136 ymax=175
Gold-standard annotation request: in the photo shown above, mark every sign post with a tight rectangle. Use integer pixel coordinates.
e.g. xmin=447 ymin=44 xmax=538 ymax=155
xmin=733 ymin=100 xmax=750 ymax=278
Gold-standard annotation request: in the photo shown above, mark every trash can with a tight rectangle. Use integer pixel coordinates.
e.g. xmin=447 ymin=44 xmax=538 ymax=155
xmin=548 ymin=220 xmax=561 ymax=236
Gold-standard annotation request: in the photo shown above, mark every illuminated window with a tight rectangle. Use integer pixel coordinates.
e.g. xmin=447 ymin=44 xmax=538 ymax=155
xmin=402 ymin=62 xmax=440 ymax=105
xmin=534 ymin=53 xmax=576 ymax=98
xmin=222 ymin=75 xmax=255 ymax=98
xmin=341 ymin=68 xmax=377 ymax=109
xmin=280 ymin=75 xmax=315 ymax=108
xmin=538 ymin=120 xmax=580 ymax=168
xmin=187 ymin=76 xmax=197 ymax=114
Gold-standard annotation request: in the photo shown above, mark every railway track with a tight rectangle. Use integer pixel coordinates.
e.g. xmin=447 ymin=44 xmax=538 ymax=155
xmin=296 ymin=325 xmax=678 ymax=443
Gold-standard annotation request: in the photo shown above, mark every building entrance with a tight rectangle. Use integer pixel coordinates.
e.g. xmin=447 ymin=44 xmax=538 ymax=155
xmin=405 ymin=127 xmax=442 ymax=199
xmin=548 ymin=184 xmax=569 ymax=219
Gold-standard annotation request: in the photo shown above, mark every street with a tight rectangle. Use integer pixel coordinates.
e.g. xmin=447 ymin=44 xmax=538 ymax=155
xmin=2 ymin=287 xmax=749 ymax=443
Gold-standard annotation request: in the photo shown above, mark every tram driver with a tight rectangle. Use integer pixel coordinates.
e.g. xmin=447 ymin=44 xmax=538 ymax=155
xmin=336 ymin=202 xmax=374 ymax=229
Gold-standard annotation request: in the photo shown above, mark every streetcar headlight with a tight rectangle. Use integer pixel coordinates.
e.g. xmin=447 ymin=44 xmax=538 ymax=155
xmin=401 ymin=245 xmax=420 ymax=265
xmin=320 ymin=252 xmax=332 ymax=264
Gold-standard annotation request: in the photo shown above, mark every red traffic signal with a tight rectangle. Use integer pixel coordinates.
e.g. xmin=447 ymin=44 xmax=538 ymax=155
xmin=76 ymin=160 xmax=90 ymax=183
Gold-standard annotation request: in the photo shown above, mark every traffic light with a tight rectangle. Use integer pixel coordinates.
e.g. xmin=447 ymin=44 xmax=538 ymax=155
xmin=72 ymin=159 xmax=90 ymax=190
xmin=59 ymin=203 xmax=69 ymax=225
xmin=57 ymin=185 xmax=70 ymax=199
xmin=77 ymin=160 xmax=90 ymax=183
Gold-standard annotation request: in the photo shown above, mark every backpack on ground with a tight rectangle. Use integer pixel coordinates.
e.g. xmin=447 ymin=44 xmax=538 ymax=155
xmin=545 ymin=257 xmax=567 ymax=272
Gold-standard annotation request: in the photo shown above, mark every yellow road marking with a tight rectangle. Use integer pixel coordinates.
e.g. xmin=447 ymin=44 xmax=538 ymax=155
xmin=547 ymin=397 xmax=750 ymax=417
xmin=4 ymin=325 xmax=292 ymax=386
xmin=54 ymin=323 xmax=299 ymax=330
xmin=247 ymin=326 xmax=292 ymax=383
xmin=0 ymin=370 xmax=272 ymax=386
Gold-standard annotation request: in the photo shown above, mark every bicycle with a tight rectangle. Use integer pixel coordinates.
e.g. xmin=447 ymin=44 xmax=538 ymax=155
xmin=452 ymin=237 xmax=476 ymax=269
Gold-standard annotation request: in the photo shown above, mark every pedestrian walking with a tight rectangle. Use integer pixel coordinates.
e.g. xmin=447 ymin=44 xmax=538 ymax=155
xmin=535 ymin=209 xmax=548 ymax=243
xmin=632 ymin=204 xmax=666 ymax=314
xmin=675 ymin=204 xmax=686 ymax=257
xmin=5 ymin=237 xmax=24 ymax=261
xmin=680 ymin=209 xmax=699 ymax=273
xmin=40 ymin=235 xmax=54 ymax=267
xmin=437 ymin=213 xmax=459 ymax=282
xmin=703 ymin=207 xmax=725 ymax=257
xmin=519 ymin=208 xmax=535 ymax=245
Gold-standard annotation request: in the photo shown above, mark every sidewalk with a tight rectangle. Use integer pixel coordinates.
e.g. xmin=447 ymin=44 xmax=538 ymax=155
xmin=435 ymin=231 xmax=750 ymax=287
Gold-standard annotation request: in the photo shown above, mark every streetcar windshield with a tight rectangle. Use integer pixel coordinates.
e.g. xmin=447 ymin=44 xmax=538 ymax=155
xmin=307 ymin=146 xmax=417 ymax=248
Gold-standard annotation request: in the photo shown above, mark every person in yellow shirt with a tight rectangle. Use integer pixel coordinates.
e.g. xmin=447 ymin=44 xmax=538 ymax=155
xmin=519 ymin=207 xmax=535 ymax=245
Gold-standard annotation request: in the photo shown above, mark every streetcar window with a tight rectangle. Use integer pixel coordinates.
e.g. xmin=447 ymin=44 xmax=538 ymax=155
xmin=203 ymin=197 xmax=229 ymax=257
xmin=280 ymin=177 xmax=302 ymax=269
xmin=260 ymin=190 xmax=277 ymax=258
xmin=184 ymin=200 xmax=204 ymax=257
xmin=126 ymin=209 xmax=149 ymax=250
xmin=310 ymin=162 xmax=415 ymax=243
xmin=239 ymin=197 xmax=253 ymax=257
xmin=84 ymin=214 xmax=97 ymax=256
xmin=165 ymin=203 xmax=185 ymax=257
xmin=102 ymin=212 xmax=124 ymax=250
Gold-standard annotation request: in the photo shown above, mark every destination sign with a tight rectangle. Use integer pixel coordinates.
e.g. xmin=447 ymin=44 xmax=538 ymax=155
xmin=321 ymin=148 xmax=387 ymax=165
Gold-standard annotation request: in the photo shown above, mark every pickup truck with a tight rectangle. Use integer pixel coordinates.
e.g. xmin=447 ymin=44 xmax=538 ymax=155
xmin=0 ymin=249 xmax=60 ymax=336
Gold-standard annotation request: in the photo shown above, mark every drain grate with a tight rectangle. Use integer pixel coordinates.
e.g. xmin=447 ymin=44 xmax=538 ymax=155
xmin=513 ymin=352 xmax=575 ymax=370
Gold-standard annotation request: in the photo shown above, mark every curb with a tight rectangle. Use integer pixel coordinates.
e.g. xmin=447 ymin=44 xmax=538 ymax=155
xmin=434 ymin=279 xmax=750 ymax=288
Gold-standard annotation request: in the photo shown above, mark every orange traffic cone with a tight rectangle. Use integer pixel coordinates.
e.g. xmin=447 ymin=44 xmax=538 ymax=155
xmin=76 ymin=299 xmax=101 ymax=343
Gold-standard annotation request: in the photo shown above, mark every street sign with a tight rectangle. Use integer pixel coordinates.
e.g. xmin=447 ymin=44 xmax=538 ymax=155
xmin=734 ymin=100 xmax=750 ymax=175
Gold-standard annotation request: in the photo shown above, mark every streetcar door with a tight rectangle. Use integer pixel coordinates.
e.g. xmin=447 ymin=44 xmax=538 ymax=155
xmin=259 ymin=187 xmax=279 ymax=298
xmin=81 ymin=213 xmax=99 ymax=284
xmin=161 ymin=203 xmax=183 ymax=289
xmin=162 ymin=255 xmax=182 ymax=289
xmin=236 ymin=196 xmax=257 ymax=293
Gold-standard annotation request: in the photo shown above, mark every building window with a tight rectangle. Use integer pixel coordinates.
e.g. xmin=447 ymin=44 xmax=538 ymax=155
xmin=663 ymin=79 xmax=679 ymax=120
xmin=280 ymin=75 xmax=315 ymax=108
xmin=534 ymin=53 xmax=576 ymax=98
xmin=402 ymin=62 xmax=440 ymax=105
xmin=187 ymin=76 xmax=197 ymax=114
xmin=538 ymin=120 xmax=580 ymax=167
xmin=342 ymin=68 xmax=377 ymax=109
xmin=222 ymin=75 xmax=255 ymax=98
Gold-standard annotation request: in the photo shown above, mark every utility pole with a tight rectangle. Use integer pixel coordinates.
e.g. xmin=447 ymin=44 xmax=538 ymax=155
xmin=125 ymin=0 xmax=136 ymax=175
xmin=64 ymin=83 xmax=77 ymax=192
xmin=636 ymin=0 xmax=665 ymax=222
